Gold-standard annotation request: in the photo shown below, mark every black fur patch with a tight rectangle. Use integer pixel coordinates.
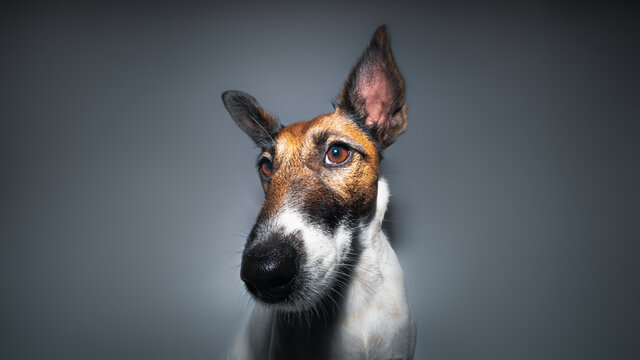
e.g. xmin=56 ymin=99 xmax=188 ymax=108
xmin=296 ymin=180 xmax=375 ymax=235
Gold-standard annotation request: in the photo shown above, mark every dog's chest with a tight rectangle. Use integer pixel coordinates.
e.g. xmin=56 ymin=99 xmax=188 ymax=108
xmin=269 ymin=252 xmax=411 ymax=359
xmin=270 ymin=313 xmax=400 ymax=360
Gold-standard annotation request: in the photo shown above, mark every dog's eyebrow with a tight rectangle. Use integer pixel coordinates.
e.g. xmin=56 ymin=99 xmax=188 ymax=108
xmin=314 ymin=130 xmax=366 ymax=154
xmin=256 ymin=147 xmax=275 ymax=162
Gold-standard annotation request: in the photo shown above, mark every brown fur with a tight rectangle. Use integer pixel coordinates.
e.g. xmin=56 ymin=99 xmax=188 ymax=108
xmin=258 ymin=109 xmax=380 ymax=220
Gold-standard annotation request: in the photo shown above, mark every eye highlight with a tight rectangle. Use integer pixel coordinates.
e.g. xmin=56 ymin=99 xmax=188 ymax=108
xmin=325 ymin=145 xmax=351 ymax=165
xmin=259 ymin=159 xmax=273 ymax=177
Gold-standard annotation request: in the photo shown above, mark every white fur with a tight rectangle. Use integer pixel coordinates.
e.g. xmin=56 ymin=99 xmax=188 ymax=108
xmin=228 ymin=179 xmax=416 ymax=359
xmin=270 ymin=205 xmax=353 ymax=313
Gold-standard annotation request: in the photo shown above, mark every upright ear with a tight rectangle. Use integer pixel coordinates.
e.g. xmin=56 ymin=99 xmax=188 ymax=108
xmin=338 ymin=25 xmax=407 ymax=149
xmin=222 ymin=90 xmax=283 ymax=148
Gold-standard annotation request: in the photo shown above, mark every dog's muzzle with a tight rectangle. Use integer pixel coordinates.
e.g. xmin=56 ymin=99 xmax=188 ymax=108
xmin=240 ymin=240 xmax=299 ymax=303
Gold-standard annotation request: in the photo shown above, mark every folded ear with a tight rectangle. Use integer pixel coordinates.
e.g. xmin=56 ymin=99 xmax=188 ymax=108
xmin=338 ymin=25 xmax=407 ymax=149
xmin=222 ymin=90 xmax=282 ymax=148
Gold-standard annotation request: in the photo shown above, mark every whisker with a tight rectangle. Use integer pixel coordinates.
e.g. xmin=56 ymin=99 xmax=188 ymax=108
xmin=247 ymin=113 xmax=276 ymax=145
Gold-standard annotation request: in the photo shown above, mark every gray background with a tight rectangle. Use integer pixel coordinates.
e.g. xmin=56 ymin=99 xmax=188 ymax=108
xmin=2 ymin=1 xmax=639 ymax=359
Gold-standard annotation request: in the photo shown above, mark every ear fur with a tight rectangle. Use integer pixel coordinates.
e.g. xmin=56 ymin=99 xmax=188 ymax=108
xmin=338 ymin=25 xmax=407 ymax=149
xmin=222 ymin=90 xmax=282 ymax=148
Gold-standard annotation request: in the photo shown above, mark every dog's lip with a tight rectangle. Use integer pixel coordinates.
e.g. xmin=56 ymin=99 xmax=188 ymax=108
xmin=248 ymin=278 xmax=297 ymax=304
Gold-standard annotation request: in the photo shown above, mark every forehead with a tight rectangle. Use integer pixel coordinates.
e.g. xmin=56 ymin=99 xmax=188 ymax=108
xmin=273 ymin=110 xmax=376 ymax=155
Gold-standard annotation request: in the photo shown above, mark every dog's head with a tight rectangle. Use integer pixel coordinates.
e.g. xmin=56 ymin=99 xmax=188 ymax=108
xmin=222 ymin=26 xmax=406 ymax=312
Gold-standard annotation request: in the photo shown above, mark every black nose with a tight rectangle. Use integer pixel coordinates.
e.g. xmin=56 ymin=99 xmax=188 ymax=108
xmin=240 ymin=242 xmax=298 ymax=303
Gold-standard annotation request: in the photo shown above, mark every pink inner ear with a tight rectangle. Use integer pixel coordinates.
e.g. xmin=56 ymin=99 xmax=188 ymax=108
xmin=358 ymin=68 xmax=392 ymax=127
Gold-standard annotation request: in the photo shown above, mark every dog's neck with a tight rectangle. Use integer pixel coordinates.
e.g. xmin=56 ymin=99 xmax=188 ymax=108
xmin=360 ymin=177 xmax=390 ymax=249
xmin=348 ymin=177 xmax=390 ymax=306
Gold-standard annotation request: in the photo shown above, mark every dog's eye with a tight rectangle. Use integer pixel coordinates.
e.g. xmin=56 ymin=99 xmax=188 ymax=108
xmin=259 ymin=159 xmax=273 ymax=177
xmin=325 ymin=145 xmax=351 ymax=165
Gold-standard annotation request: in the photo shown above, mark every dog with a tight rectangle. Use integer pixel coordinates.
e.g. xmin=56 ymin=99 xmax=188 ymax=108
xmin=222 ymin=25 xmax=416 ymax=360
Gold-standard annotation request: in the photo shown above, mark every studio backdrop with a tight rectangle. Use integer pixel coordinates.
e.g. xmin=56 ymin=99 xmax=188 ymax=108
xmin=2 ymin=1 xmax=638 ymax=359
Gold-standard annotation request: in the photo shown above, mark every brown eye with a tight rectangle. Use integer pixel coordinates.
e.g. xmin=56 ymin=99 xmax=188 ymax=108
xmin=325 ymin=145 xmax=351 ymax=165
xmin=260 ymin=159 xmax=272 ymax=177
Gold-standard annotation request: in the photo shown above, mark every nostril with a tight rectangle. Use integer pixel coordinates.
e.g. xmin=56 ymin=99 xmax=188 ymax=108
xmin=267 ymin=255 xmax=296 ymax=289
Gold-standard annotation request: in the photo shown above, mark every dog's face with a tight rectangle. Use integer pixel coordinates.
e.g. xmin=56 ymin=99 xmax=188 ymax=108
xmin=222 ymin=26 xmax=406 ymax=312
